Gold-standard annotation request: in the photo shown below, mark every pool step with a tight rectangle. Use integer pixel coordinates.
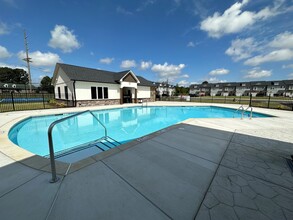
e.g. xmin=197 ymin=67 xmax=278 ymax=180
xmin=44 ymin=136 xmax=121 ymax=162
xmin=95 ymin=137 xmax=121 ymax=151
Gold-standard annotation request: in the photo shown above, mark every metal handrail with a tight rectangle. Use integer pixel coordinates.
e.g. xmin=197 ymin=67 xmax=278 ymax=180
xmin=233 ymin=105 xmax=244 ymax=119
xmin=245 ymin=106 xmax=253 ymax=119
xmin=47 ymin=110 xmax=107 ymax=183
xmin=142 ymin=100 xmax=148 ymax=107
xmin=141 ymin=100 xmax=148 ymax=107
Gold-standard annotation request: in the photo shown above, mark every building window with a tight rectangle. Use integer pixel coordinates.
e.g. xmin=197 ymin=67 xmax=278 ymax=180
xmin=64 ymin=86 xmax=68 ymax=99
xmin=91 ymin=87 xmax=97 ymax=99
xmin=104 ymin=87 xmax=108 ymax=99
xmin=91 ymin=87 xmax=108 ymax=99
xmin=98 ymin=87 xmax=103 ymax=99
xmin=58 ymin=87 xmax=61 ymax=99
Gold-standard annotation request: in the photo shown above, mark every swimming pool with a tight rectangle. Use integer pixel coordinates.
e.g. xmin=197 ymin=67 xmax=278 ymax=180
xmin=9 ymin=106 xmax=270 ymax=162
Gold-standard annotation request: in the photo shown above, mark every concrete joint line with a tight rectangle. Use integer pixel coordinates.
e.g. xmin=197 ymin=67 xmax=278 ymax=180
xmin=220 ymin=160 xmax=293 ymax=192
xmin=193 ymin=129 xmax=237 ymax=220
xmin=45 ymin=175 xmax=66 ymax=220
xmin=101 ymin=160 xmax=173 ymax=220
xmin=151 ymin=139 xmax=219 ymax=165
xmin=178 ymin=127 xmax=230 ymax=142
xmin=0 ymin=171 xmax=44 ymax=199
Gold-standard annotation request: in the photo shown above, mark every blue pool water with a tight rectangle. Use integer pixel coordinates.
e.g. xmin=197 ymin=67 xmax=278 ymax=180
xmin=9 ymin=106 xmax=270 ymax=157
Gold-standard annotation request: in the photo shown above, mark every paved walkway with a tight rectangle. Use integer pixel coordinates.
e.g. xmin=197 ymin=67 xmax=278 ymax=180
xmin=0 ymin=102 xmax=292 ymax=219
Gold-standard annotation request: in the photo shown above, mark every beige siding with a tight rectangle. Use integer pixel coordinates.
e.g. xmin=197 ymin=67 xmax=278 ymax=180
xmin=137 ymin=86 xmax=150 ymax=98
xmin=75 ymin=81 xmax=120 ymax=100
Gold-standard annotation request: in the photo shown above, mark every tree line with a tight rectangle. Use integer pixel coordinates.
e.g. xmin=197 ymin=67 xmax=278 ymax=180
xmin=0 ymin=67 xmax=53 ymax=93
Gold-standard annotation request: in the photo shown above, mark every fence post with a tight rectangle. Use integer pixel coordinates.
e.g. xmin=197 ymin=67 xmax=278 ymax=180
xmin=200 ymin=96 xmax=202 ymax=102
xmin=268 ymin=94 xmax=271 ymax=108
xmin=224 ymin=96 xmax=226 ymax=103
xmin=42 ymin=93 xmax=46 ymax=109
xmin=249 ymin=94 xmax=252 ymax=107
xmin=11 ymin=92 xmax=15 ymax=111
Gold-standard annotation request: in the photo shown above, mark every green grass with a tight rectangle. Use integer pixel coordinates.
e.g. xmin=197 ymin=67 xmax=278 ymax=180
xmin=0 ymin=102 xmax=67 ymax=112
xmin=159 ymin=96 xmax=293 ymax=111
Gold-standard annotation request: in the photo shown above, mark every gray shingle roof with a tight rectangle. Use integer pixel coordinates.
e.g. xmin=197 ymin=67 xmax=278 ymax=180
xmin=137 ymin=76 xmax=155 ymax=87
xmin=250 ymin=81 xmax=271 ymax=86
xmin=57 ymin=63 xmax=154 ymax=87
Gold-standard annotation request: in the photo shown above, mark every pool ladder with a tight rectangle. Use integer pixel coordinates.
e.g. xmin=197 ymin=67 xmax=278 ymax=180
xmin=233 ymin=105 xmax=253 ymax=119
xmin=47 ymin=110 xmax=119 ymax=183
xmin=141 ymin=100 xmax=148 ymax=107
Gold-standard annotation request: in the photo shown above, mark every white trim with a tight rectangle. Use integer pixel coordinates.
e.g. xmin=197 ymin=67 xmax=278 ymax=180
xmin=119 ymin=70 xmax=140 ymax=83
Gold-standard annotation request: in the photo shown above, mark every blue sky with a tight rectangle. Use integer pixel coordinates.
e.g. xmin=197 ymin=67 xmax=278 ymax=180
xmin=0 ymin=0 xmax=293 ymax=86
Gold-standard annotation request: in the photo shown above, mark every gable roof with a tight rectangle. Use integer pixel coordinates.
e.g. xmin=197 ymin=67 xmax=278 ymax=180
xmin=54 ymin=63 xmax=153 ymax=86
xmin=117 ymin=70 xmax=140 ymax=83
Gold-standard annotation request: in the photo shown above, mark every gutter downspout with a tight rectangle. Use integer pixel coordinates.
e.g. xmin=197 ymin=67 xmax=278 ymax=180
xmin=73 ymin=80 xmax=77 ymax=107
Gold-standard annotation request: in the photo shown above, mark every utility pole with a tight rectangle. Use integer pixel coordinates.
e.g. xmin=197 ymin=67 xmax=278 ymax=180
xmin=166 ymin=78 xmax=169 ymax=96
xmin=23 ymin=30 xmax=32 ymax=93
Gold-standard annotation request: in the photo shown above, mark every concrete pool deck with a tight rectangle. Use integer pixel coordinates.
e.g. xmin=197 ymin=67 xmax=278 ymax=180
xmin=0 ymin=102 xmax=293 ymax=219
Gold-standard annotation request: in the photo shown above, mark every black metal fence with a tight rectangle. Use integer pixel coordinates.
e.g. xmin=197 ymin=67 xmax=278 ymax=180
xmin=0 ymin=93 xmax=72 ymax=112
xmin=160 ymin=95 xmax=293 ymax=111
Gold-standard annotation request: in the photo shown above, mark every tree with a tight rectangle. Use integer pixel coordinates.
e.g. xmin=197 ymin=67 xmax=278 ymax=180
xmin=40 ymin=76 xmax=54 ymax=93
xmin=202 ymin=81 xmax=208 ymax=85
xmin=0 ymin=67 xmax=29 ymax=84
xmin=175 ymin=84 xmax=189 ymax=96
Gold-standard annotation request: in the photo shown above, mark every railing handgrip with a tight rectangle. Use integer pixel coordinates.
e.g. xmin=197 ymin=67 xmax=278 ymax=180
xmin=47 ymin=110 xmax=107 ymax=183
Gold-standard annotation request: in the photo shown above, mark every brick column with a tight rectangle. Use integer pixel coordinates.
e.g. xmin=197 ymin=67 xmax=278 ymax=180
xmin=120 ymin=88 xmax=123 ymax=104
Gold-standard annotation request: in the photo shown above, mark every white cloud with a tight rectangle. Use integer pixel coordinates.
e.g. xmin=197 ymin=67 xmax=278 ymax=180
xmin=18 ymin=50 xmax=61 ymax=67
xmin=0 ymin=21 xmax=9 ymax=35
xmin=187 ymin=41 xmax=195 ymax=47
xmin=0 ymin=45 xmax=11 ymax=59
xmin=181 ymin=74 xmax=189 ymax=78
xmin=177 ymin=80 xmax=190 ymax=87
xmin=136 ymin=0 xmax=156 ymax=12
xmin=209 ymin=68 xmax=230 ymax=76
xmin=227 ymin=31 xmax=293 ymax=65
xmin=225 ymin=38 xmax=259 ymax=61
xmin=200 ymin=0 xmax=283 ymax=38
xmin=207 ymin=77 xmax=227 ymax=83
xmin=244 ymin=49 xmax=293 ymax=66
xmin=288 ymin=73 xmax=293 ymax=79
xmin=41 ymin=68 xmax=52 ymax=73
xmin=48 ymin=25 xmax=80 ymax=53
xmin=0 ymin=62 xmax=27 ymax=71
xmin=120 ymin=59 xmax=136 ymax=69
xmin=39 ymin=75 xmax=46 ymax=80
xmin=151 ymin=62 xmax=185 ymax=81
xmin=140 ymin=61 xmax=152 ymax=70
xmin=116 ymin=6 xmax=133 ymax=15
xmin=269 ymin=31 xmax=293 ymax=49
xmin=283 ymin=64 xmax=293 ymax=69
xmin=99 ymin=57 xmax=114 ymax=64
xmin=244 ymin=68 xmax=272 ymax=78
